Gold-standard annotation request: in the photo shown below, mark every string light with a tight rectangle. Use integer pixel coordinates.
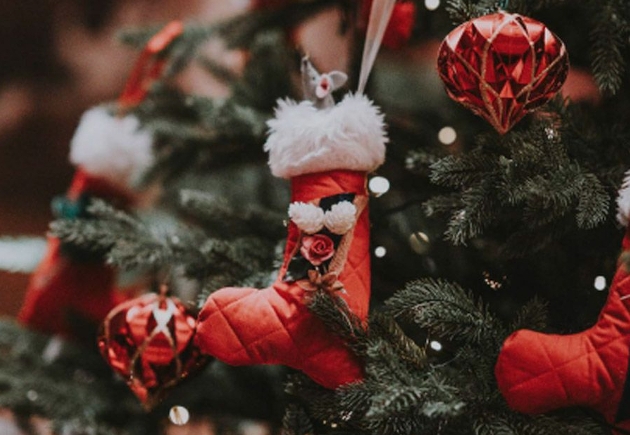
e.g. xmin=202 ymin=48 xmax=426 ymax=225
xmin=425 ymin=0 xmax=440 ymax=11
xmin=409 ymin=232 xmax=430 ymax=255
xmin=438 ymin=126 xmax=457 ymax=145
xmin=429 ymin=340 xmax=443 ymax=352
xmin=169 ymin=406 xmax=190 ymax=426
xmin=26 ymin=390 xmax=38 ymax=401
xmin=340 ymin=411 xmax=354 ymax=421
xmin=369 ymin=176 xmax=390 ymax=196
xmin=594 ymin=276 xmax=607 ymax=291
xmin=483 ymin=271 xmax=505 ymax=291
xmin=374 ymin=246 xmax=387 ymax=258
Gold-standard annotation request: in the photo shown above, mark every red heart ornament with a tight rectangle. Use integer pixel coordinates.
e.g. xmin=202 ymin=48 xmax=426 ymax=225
xmin=97 ymin=293 xmax=209 ymax=409
xmin=437 ymin=12 xmax=569 ymax=134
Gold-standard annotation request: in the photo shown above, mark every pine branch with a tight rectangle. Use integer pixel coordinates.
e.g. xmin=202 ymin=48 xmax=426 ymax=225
xmin=231 ymin=31 xmax=294 ymax=110
xmin=508 ymin=0 xmax=573 ymax=15
xmin=507 ymin=412 xmax=608 ymax=435
xmin=575 ymin=172 xmax=610 ymax=229
xmin=178 ymin=189 xmax=286 ymax=240
xmin=369 ymin=314 xmax=428 ymax=370
xmin=52 ymin=199 xmax=276 ymax=292
xmin=509 ymin=297 xmax=549 ymax=332
xmin=366 ymin=373 xmax=463 ymax=420
xmin=506 ymin=164 xmax=609 ymax=231
xmin=307 ymin=290 xmax=368 ymax=349
xmin=500 ymin=217 xmax=573 ymax=258
xmin=282 ymin=403 xmax=315 ymax=435
xmin=405 ymin=148 xmax=444 ymax=175
xmin=284 ymin=375 xmax=347 ymax=428
xmin=131 ymin=31 xmax=292 ymax=182
xmin=589 ymin=0 xmax=628 ymax=95
xmin=444 ymin=183 xmax=498 ymax=245
xmin=473 ymin=414 xmax=515 ymax=435
xmin=196 ymin=56 xmax=240 ymax=85
xmin=445 ymin=0 xmax=499 ymax=23
xmin=0 ymin=321 xmax=140 ymax=434
xmin=140 ymin=98 xmax=269 ymax=143
xmin=423 ymin=193 xmax=464 ymax=218
xmin=50 ymin=200 xmax=143 ymax=256
xmin=429 ymin=151 xmax=501 ymax=189
xmin=195 ymin=236 xmax=277 ymax=304
xmin=385 ymin=279 xmax=504 ymax=346
xmin=424 ymin=113 xmax=617 ymax=250
xmin=199 ymin=237 xmax=273 ymax=275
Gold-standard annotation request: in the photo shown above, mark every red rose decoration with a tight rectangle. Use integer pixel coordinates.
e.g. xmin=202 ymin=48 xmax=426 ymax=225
xmin=300 ymin=234 xmax=335 ymax=266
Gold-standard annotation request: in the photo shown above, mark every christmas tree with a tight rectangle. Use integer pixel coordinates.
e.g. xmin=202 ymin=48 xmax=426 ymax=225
xmin=2 ymin=0 xmax=630 ymax=434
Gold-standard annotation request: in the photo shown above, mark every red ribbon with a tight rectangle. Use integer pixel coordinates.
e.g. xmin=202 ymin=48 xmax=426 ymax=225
xmin=118 ymin=20 xmax=184 ymax=109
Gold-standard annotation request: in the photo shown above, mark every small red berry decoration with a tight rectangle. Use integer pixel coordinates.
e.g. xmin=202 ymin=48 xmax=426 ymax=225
xmin=437 ymin=12 xmax=569 ymax=134
xmin=97 ymin=290 xmax=209 ymax=409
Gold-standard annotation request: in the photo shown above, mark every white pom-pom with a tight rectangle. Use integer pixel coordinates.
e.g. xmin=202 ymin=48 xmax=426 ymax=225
xmin=70 ymin=106 xmax=154 ymax=189
xmin=288 ymin=202 xmax=325 ymax=234
xmin=324 ymin=201 xmax=357 ymax=235
xmin=617 ymin=169 xmax=630 ymax=226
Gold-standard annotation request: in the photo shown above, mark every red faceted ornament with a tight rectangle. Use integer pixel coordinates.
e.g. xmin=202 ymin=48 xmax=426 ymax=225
xmin=437 ymin=12 xmax=569 ymax=134
xmin=98 ymin=291 xmax=209 ymax=409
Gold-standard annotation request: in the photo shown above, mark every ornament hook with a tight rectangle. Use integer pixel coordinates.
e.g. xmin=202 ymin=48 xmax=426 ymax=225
xmin=357 ymin=0 xmax=397 ymax=94
xmin=118 ymin=20 xmax=184 ymax=111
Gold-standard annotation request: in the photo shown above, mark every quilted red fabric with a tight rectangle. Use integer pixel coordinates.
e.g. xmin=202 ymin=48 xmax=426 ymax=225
xmin=18 ymin=169 xmax=132 ymax=344
xmin=495 ymin=228 xmax=630 ymax=432
xmin=195 ymin=170 xmax=369 ymax=389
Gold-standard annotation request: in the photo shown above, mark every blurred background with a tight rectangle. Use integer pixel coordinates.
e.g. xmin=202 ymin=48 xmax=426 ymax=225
xmin=0 ymin=0 xmax=600 ymax=316
xmin=0 ymin=0 xmax=355 ymax=316
xmin=0 ymin=1 xmax=625 ymax=434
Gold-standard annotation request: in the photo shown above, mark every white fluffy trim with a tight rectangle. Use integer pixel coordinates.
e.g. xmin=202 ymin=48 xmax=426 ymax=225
xmin=617 ymin=169 xmax=630 ymax=226
xmin=70 ymin=106 xmax=154 ymax=189
xmin=264 ymin=93 xmax=387 ymax=179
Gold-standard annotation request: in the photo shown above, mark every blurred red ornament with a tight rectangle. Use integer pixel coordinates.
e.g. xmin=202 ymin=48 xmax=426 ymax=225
xmin=361 ymin=0 xmax=416 ymax=50
xmin=252 ymin=0 xmax=416 ymax=50
xmin=98 ymin=292 xmax=209 ymax=409
xmin=437 ymin=12 xmax=569 ymax=134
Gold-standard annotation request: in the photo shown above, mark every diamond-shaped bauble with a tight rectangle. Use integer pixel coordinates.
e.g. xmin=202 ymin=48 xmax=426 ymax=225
xmin=437 ymin=12 xmax=569 ymax=134
xmin=98 ymin=293 xmax=209 ymax=409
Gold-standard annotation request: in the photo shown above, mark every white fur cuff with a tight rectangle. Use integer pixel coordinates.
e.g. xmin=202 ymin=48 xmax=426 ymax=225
xmin=70 ymin=106 xmax=154 ymax=189
xmin=617 ymin=169 xmax=630 ymax=226
xmin=264 ymin=93 xmax=388 ymax=179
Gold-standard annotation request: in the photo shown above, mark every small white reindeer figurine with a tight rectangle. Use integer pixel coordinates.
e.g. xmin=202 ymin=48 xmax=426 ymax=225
xmin=301 ymin=57 xmax=348 ymax=110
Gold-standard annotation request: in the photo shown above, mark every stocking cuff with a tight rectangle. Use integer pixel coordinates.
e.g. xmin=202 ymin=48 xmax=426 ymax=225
xmin=70 ymin=106 xmax=154 ymax=190
xmin=617 ymin=169 xmax=630 ymax=226
xmin=265 ymin=93 xmax=387 ymax=179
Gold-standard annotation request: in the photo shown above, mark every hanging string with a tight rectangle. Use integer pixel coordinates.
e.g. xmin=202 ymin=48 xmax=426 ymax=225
xmin=496 ymin=0 xmax=510 ymax=10
xmin=357 ymin=0 xmax=397 ymax=94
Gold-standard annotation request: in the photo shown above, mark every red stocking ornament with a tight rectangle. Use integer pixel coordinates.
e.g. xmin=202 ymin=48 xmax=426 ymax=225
xmin=195 ymin=59 xmax=387 ymax=389
xmin=495 ymin=172 xmax=630 ymax=433
xmin=18 ymin=22 xmax=184 ymax=344
xmin=437 ymin=12 xmax=569 ymax=134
